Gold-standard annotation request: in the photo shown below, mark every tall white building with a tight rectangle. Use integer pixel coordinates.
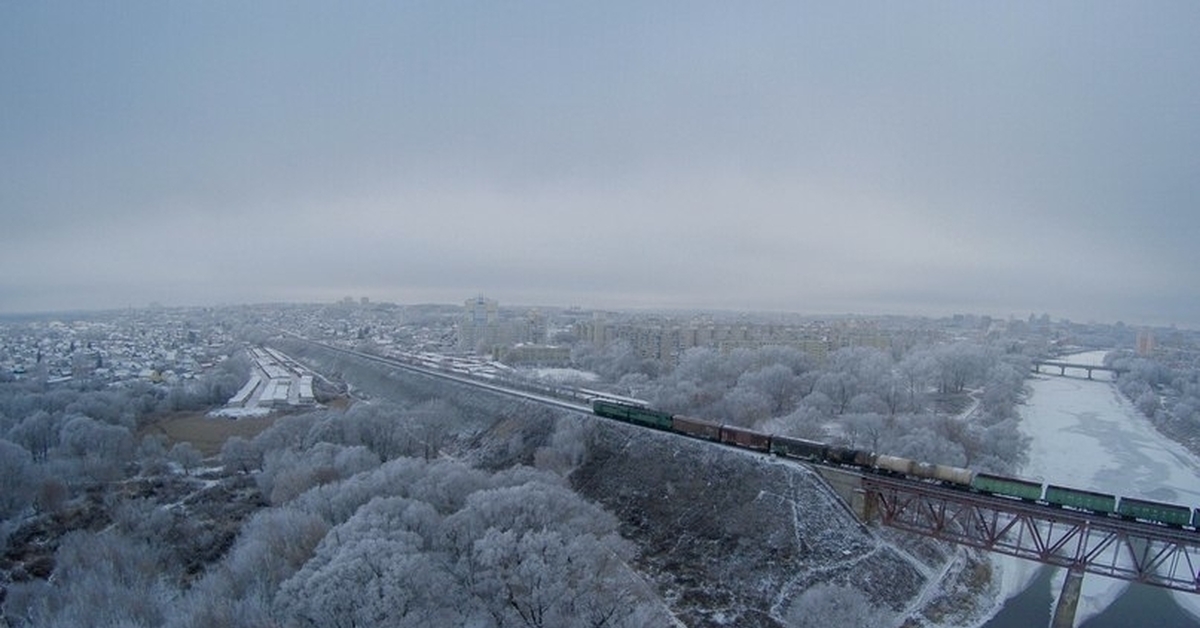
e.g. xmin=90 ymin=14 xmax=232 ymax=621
xmin=460 ymin=296 xmax=499 ymax=352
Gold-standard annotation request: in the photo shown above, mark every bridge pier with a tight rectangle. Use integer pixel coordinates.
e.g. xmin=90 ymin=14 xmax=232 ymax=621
xmin=811 ymin=466 xmax=868 ymax=520
xmin=1050 ymin=568 xmax=1085 ymax=628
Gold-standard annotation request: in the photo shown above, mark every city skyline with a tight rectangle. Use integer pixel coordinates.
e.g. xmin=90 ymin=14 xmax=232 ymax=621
xmin=3 ymin=3 xmax=1198 ymax=328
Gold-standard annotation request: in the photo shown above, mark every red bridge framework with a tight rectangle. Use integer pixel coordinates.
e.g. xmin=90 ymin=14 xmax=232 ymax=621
xmin=858 ymin=473 xmax=1200 ymax=593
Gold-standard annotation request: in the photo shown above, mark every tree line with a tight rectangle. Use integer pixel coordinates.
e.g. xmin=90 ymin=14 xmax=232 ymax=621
xmin=0 ymin=355 xmax=249 ymax=523
xmin=3 ymin=394 xmax=663 ymax=627
xmin=1107 ymin=350 xmax=1200 ymax=455
xmin=574 ymin=340 xmax=1032 ymax=474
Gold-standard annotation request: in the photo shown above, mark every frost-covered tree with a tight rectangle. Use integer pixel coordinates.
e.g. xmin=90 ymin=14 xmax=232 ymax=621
xmin=931 ymin=342 xmax=990 ymax=394
xmin=1136 ymin=390 xmax=1160 ymax=417
xmin=0 ymin=438 xmax=36 ymax=518
xmin=58 ymin=415 xmax=134 ymax=482
xmin=737 ymin=363 xmax=803 ymax=416
xmin=8 ymin=529 xmax=175 ymax=628
xmin=783 ymin=583 xmax=888 ymax=627
xmin=898 ymin=349 xmax=935 ymax=410
xmin=169 ymin=441 xmax=204 ymax=476
xmin=813 ymin=371 xmax=858 ymax=415
xmin=533 ymin=416 xmax=590 ymax=476
xmin=404 ymin=399 xmax=457 ymax=461
xmin=265 ymin=459 xmax=645 ymax=628
xmin=221 ymin=435 xmax=262 ymax=474
xmin=8 ymin=410 xmax=58 ymax=462
xmin=274 ymin=497 xmax=458 ymax=628
xmin=259 ymin=442 xmax=380 ymax=505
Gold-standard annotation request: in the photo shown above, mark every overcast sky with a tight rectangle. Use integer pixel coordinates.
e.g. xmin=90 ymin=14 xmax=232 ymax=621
xmin=2 ymin=3 xmax=1198 ymax=327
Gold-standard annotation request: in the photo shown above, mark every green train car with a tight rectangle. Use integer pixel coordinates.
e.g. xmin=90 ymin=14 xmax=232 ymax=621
xmin=972 ymin=473 xmax=1043 ymax=501
xmin=1044 ymin=485 xmax=1117 ymax=514
xmin=591 ymin=399 xmax=674 ymax=431
xmin=1118 ymin=496 xmax=1193 ymax=527
xmin=588 ymin=398 xmax=1200 ymax=529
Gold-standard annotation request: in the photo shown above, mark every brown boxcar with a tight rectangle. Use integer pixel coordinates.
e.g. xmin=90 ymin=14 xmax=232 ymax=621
xmin=672 ymin=415 xmax=722 ymax=442
xmin=719 ymin=425 xmax=772 ymax=451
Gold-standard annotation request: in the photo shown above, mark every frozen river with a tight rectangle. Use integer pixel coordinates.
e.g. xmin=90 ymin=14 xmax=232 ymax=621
xmin=982 ymin=351 xmax=1200 ymax=627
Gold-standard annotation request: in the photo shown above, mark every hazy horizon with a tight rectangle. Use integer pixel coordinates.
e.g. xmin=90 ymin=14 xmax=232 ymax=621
xmin=4 ymin=3 xmax=1198 ymax=329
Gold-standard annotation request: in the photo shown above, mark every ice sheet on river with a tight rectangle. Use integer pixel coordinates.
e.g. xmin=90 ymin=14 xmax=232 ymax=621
xmin=992 ymin=351 xmax=1200 ymax=626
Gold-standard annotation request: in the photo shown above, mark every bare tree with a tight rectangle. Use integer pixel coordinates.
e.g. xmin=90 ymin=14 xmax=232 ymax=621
xmin=8 ymin=410 xmax=58 ymax=462
xmin=170 ymin=441 xmax=204 ymax=476
xmin=783 ymin=583 xmax=888 ymax=627
xmin=221 ymin=435 xmax=262 ymax=474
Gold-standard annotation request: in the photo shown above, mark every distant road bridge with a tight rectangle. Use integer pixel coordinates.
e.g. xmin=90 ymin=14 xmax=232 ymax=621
xmin=1032 ymin=359 xmax=1127 ymax=380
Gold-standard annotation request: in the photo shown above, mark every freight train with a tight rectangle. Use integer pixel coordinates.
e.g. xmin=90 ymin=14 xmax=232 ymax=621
xmin=591 ymin=398 xmax=1200 ymax=530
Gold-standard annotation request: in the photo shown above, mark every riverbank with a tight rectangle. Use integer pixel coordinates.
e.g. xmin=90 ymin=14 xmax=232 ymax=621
xmin=982 ymin=350 xmax=1200 ymax=627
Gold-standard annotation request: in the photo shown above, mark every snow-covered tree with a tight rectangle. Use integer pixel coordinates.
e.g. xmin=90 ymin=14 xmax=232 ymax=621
xmin=0 ymin=438 xmax=36 ymax=518
xmin=783 ymin=583 xmax=888 ymax=627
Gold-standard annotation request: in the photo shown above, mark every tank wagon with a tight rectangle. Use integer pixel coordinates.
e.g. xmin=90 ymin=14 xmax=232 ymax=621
xmin=589 ymin=398 xmax=1200 ymax=530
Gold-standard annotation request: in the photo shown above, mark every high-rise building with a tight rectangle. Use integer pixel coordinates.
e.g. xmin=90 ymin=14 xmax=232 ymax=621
xmin=1136 ymin=329 xmax=1155 ymax=356
xmin=460 ymin=296 xmax=499 ymax=352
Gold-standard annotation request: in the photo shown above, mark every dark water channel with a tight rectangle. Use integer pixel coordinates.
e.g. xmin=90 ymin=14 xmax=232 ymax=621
xmin=981 ymin=567 xmax=1198 ymax=628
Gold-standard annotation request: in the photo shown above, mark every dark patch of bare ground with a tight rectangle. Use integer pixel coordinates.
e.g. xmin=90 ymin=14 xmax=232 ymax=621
xmin=569 ymin=417 xmax=928 ymax=628
xmin=142 ymin=412 xmax=279 ymax=456
xmin=1 ymin=471 xmax=267 ymax=600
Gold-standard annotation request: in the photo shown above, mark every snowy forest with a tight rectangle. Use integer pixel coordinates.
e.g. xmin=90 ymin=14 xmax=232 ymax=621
xmin=1106 ymin=351 xmax=1200 ymax=457
xmin=2 ymin=324 xmax=1197 ymax=626
xmin=573 ymin=341 xmax=1033 ymax=475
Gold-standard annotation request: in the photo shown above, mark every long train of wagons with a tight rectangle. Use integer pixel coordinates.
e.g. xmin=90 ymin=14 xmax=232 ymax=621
xmin=591 ymin=398 xmax=1200 ymax=530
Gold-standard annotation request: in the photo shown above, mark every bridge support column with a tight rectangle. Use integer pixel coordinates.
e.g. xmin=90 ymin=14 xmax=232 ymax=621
xmin=1051 ymin=568 xmax=1085 ymax=628
xmin=812 ymin=466 xmax=868 ymax=520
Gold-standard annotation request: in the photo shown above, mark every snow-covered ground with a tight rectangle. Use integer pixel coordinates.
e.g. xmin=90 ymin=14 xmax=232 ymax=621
xmin=987 ymin=350 xmax=1200 ymax=626
xmin=208 ymin=406 xmax=273 ymax=419
xmin=527 ymin=367 xmax=599 ymax=383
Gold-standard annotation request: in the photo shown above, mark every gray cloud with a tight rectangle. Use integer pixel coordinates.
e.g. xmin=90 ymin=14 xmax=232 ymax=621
xmin=2 ymin=2 xmax=1198 ymax=327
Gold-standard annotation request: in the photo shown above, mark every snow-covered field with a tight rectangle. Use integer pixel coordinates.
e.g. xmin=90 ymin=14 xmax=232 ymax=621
xmin=208 ymin=406 xmax=273 ymax=419
xmin=527 ymin=367 xmax=599 ymax=383
xmin=988 ymin=351 xmax=1200 ymax=626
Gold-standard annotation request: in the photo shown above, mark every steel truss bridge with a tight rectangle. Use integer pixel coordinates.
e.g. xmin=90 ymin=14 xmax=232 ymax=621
xmin=859 ymin=473 xmax=1200 ymax=593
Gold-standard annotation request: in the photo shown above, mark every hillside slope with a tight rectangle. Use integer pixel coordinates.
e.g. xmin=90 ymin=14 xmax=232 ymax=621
xmin=570 ymin=418 xmax=926 ymax=627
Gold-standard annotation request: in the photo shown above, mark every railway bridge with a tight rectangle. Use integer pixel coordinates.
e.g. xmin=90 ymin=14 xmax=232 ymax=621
xmin=1032 ymin=359 xmax=1127 ymax=380
xmin=284 ymin=337 xmax=1189 ymax=627
xmin=816 ymin=466 xmax=1200 ymax=628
